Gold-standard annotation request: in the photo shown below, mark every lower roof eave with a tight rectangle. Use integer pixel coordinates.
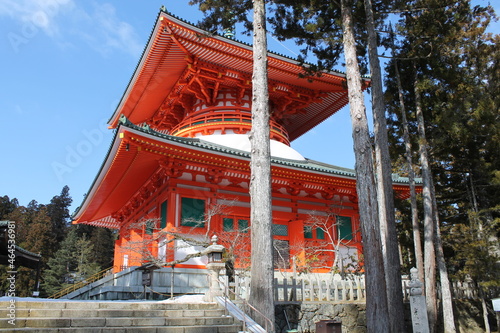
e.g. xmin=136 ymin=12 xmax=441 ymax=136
xmin=73 ymin=120 xmax=418 ymax=228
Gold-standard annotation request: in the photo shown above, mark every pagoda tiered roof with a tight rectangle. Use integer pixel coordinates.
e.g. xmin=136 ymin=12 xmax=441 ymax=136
xmin=73 ymin=9 xmax=419 ymax=230
xmin=107 ymin=9 xmax=369 ymax=141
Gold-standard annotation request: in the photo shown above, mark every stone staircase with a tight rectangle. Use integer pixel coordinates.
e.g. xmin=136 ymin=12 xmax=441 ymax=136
xmin=0 ymin=298 xmax=244 ymax=332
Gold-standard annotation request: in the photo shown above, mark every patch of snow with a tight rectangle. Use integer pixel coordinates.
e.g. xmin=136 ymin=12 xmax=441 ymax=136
xmin=0 ymin=297 xmax=88 ymax=302
xmin=159 ymin=294 xmax=209 ymax=303
xmin=198 ymin=134 xmax=305 ymax=161
xmin=0 ymin=295 xmax=209 ymax=303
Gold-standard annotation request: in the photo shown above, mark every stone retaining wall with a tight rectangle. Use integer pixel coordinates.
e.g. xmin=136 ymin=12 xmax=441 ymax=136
xmin=275 ymin=303 xmax=367 ymax=333
xmin=275 ymin=300 xmax=498 ymax=333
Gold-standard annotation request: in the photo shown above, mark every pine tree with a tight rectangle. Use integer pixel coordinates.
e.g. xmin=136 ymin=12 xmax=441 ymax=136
xmin=190 ymin=2 xmax=275 ymax=328
xmin=47 ymin=185 xmax=72 ymax=247
xmin=23 ymin=206 xmax=55 ymax=260
xmin=0 ymin=195 xmax=18 ymax=220
xmin=363 ymin=0 xmax=405 ymax=330
xmin=42 ymin=227 xmax=99 ymax=296
xmin=384 ymin=1 xmax=499 ymax=331
xmin=89 ymin=227 xmax=115 ymax=269
xmin=42 ymin=226 xmax=77 ymax=296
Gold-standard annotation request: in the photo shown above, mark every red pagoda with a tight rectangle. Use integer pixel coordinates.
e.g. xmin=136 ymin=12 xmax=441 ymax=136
xmin=73 ymin=9 xmax=414 ymax=274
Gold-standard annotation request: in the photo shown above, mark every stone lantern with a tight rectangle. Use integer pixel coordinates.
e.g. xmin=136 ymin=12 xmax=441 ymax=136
xmin=203 ymin=235 xmax=226 ymax=302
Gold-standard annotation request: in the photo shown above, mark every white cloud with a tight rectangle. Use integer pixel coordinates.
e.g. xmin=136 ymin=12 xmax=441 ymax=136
xmin=0 ymin=0 xmax=74 ymax=36
xmin=0 ymin=0 xmax=142 ymax=58
xmin=80 ymin=2 xmax=142 ymax=57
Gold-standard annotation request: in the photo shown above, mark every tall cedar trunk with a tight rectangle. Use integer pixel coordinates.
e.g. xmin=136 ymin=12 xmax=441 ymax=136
xmin=414 ymin=70 xmax=438 ymax=333
xmin=430 ymin=178 xmax=456 ymax=333
xmin=363 ymin=1 xmax=405 ymax=331
xmin=468 ymin=175 xmax=491 ymax=333
xmin=394 ymin=60 xmax=424 ymax=281
xmin=248 ymin=0 xmax=275 ymax=330
xmin=341 ymin=0 xmax=390 ymax=331
xmin=479 ymin=287 xmax=492 ymax=333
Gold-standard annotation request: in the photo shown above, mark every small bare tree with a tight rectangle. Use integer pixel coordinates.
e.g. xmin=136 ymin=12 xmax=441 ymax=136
xmin=217 ymin=225 xmax=251 ymax=270
xmin=301 ymin=207 xmax=362 ymax=277
xmin=121 ymin=201 xmax=234 ymax=268
xmin=119 ymin=198 xmax=259 ymax=283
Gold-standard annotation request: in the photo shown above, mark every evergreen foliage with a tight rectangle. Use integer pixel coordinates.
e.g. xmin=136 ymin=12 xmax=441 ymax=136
xmin=0 ymin=196 xmax=18 ymax=219
xmin=0 ymin=3 xmax=497 ymax=325
xmin=47 ymin=185 xmax=72 ymax=246
xmin=0 ymin=187 xmax=115 ymax=297
xmin=42 ymin=227 xmax=100 ymax=297
xmin=384 ymin=0 xmax=500 ymax=291
xmin=190 ymin=0 xmax=499 ymax=330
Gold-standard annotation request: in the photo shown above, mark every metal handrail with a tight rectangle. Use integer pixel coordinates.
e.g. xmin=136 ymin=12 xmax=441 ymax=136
xmin=48 ymin=266 xmax=113 ymax=299
xmin=218 ymin=277 xmax=274 ymax=333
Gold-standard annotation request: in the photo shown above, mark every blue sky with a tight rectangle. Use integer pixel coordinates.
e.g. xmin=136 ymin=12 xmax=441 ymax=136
xmin=1 ymin=1 xmax=498 ymax=213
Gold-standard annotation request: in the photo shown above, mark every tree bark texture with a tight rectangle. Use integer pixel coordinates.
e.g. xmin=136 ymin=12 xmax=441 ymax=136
xmin=414 ymin=70 xmax=438 ymax=333
xmin=341 ymin=0 xmax=390 ymax=331
xmin=363 ymin=1 xmax=405 ymax=331
xmin=430 ymin=177 xmax=456 ymax=333
xmin=394 ymin=60 xmax=425 ymax=282
xmin=248 ymin=0 xmax=275 ymax=330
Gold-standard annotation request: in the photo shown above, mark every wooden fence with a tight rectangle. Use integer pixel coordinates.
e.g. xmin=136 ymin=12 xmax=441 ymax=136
xmin=228 ymin=274 xmax=366 ymax=304
xmin=225 ymin=274 xmax=481 ymax=304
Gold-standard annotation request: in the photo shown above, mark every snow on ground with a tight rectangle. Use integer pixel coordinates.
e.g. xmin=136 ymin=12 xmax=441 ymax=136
xmin=0 ymin=294 xmax=210 ymax=303
xmin=159 ymin=294 xmax=209 ymax=303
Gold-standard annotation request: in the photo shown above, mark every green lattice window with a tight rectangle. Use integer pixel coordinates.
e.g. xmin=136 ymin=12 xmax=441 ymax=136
xmin=337 ymin=216 xmax=353 ymax=240
xmin=316 ymin=227 xmax=325 ymax=240
xmin=181 ymin=197 xmax=205 ymax=227
xmin=145 ymin=220 xmax=155 ymax=235
xmin=160 ymin=201 xmax=167 ymax=229
xmin=238 ymin=219 xmax=249 ymax=233
xmin=304 ymin=226 xmax=313 ymax=239
xmin=223 ymin=217 xmax=249 ymax=233
xmin=223 ymin=218 xmax=234 ymax=231
xmin=272 ymin=224 xmax=288 ymax=236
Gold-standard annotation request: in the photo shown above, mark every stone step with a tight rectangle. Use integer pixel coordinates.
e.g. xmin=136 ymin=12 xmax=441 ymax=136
xmin=0 ymin=315 xmax=238 ymax=329
xmin=4 ymin=325 xmax=243 ymax=332
xmin=0 ymin=301 xmax=219 ymax=310
xmin=0 ymin=308 xmax=227 ymax=318
xmin=0 ymin=298 xmax=243 ymax=333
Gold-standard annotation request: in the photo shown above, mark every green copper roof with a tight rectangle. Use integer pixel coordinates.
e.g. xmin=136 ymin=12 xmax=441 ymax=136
xmin=119 ymin=115 xmax=420 ymax=184
xmin=73 ymin=115 xmax=420 ymax=220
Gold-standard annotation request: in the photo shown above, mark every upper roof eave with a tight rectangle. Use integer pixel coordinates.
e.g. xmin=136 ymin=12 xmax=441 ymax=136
xmin=107 ymin=8 xmax=370 ymax=136
xmin=159 ymin=8 xmax=355 ymax=79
